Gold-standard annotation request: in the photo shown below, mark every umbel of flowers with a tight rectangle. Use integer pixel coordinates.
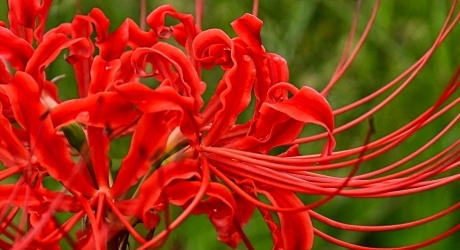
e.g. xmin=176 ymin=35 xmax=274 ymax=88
xmin=0 ymin=0 xmax=459 ymax=249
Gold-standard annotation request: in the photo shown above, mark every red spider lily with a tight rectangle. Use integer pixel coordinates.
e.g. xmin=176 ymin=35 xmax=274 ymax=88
xmin=0 ymin=0 xmax=458 ymax=250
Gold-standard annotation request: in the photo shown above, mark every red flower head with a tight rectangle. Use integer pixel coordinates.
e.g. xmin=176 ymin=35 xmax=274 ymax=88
xmin=0 ymin=0 xmax=458 ymax=249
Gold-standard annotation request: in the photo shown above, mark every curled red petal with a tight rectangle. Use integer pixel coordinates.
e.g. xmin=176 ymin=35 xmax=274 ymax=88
xmin=232 ymin=13 xmax=292 ymax=123
xmin=0 ymin=26 xmax=34 ymax=70
xmin=7 ymin=0 xmax=40 ymax=29
xmin=200 ymin=77 xmax=226 ymax=127
xmin=0 ymin=60 xmax=13 ymax=85
xmin=43 ymin=80 xmax=60 ymax=102
xmin=0 ymin=102 xmax=29 ymax=167
xmin=68 ymin=15 xmax=95 ymax=58
xmin=70 ymin=8 xmax=129 ymax=55
xmin=65 ymin=16 xmax=94 ymax=98
xmin=88 ymin=56 xmax=121 ymax=94
xmin=110 ymin=111 xmax=179 ymax=197
xmin=4 ymin=72 xmax=49 ymax=134
xmin=263 ymin=190 xmax=314 ymax=250
xmin=164 ymin=181 xmax=240 ymax=247
xmin=252 ymin=53 xmax=290 ymax=116
xmin=115 ymin=51 xmax=136 ymax=83
xmin=268 ymin=86 xmax=334 ymax=130
xmin=67 ymin=9 xmax=123 ymax=97
xmin=202 ymin=41 xmax=256 ymax=146
xmin=131 ymin=47 xmax=170 ymax=78
xmin=146 ymin=4 xmax=199 ymax=45
xmin=43 ymin=23 xmax=72 ymax=39
xmin=25 ymin=33 xmax=83 ymax=87
xmin=229 ymin=84 xmax=335 ymax=155
xmin=231 ymin=13 xmax=274 ymax=122
xmin=88 ymin=8 xmax=110 ymax=42
xmin=131 ymin=42 xmax=204 ymax=112
xmin=231 ymin=13 xmax=265 ymax=55
xmin=97 ymin=19 xmax=129 ymax=61
xmin=146 ymin=4 xmax=200 ymax=72
xmin=130 ymin=160 xmax=201 ymax=228
xmin=127 ymin=19 xmax=158 ymax=49
xmin=115 ymin=81 xmax=201 ymax=144
xmin=33 ymin=0 xmax=52 ymax=44
xmin=265 ymin=85 xmax=336 ymax=155
xmin=266 ymin=53 xmax=289 ymax=84
xmin=87 ymin=126 xmax=110 ymax=189
xmin=228 ymin=119 xmax=303 ymax=154
xmin=192 ymin=28 xmax=233 ymax=69
xmin=171 ymin=23 xmax=188 ymax=47
xmin=50 ymin=92 xmax=141 ymax=129
xmin=7 ymin=6 xmax=32 ymax=43
xmin=4 ymin=72 xmax=95 ymax=196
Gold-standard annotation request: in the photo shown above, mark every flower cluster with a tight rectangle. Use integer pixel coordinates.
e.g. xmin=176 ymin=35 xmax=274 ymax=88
xmin=0 ymin=0 xmax=458 ymax=249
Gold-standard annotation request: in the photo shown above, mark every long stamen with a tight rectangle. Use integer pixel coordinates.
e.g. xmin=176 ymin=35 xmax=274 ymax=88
xmin=195 ymin=0 xmax=204 ymax=29
xmin=252 ymin=0 xmax=259 ymax=17
xmin=140 ymin=0 xmax=146 ymax=30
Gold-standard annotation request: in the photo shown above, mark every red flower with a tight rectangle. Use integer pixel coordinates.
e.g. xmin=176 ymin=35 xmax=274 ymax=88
xmin=0 ymin=0 xmax=458 ymax=249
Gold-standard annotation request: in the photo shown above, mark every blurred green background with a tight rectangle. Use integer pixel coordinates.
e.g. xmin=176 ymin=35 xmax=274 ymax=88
xmin=1 ymin=0 xmax=459 ymax=249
